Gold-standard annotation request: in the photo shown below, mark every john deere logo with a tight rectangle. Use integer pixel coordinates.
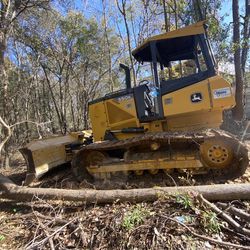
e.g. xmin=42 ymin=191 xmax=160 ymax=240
xmin=191 ymin=93 xmax=202 ymax=103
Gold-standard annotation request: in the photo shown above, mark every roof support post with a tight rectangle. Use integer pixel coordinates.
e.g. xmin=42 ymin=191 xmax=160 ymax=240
xmin=150 ymin=42 xmax=164 ymax=118
xmin=198 ymin=34 xmax=216 ymax=74
xmin=150 ymin=42 xmax=160 ymax=88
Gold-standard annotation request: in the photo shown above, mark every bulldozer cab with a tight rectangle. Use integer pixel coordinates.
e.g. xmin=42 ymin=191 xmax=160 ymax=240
xmin=132 ymin=21 xmax=217 ymax=121
xmin=89 ymin=21 xmax=234 ymax=141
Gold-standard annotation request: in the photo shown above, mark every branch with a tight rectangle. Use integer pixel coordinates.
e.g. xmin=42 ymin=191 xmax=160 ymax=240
xmin=4 ymin=0 xmax=11 ymax=19
xmin=25 ymin=219 xmax=76 ymax=249
xmin=9 ymin=120 xmax=51 ymax=129
xmin=115 ymin=0 xmax=125 ymax=16
xmin=1 ymin=173 xmax=250 ymax=203
xmin=0 ymin=116 xmax=51 ymax=155
xmin=0 ymin=116 xmax=12 ymax=155
xmin=161 ymin=215 xmax=250 ymax=250
xmin=198 ymin=195 xmax=250 ymax=237
xmin=217 ymin=202 xmax=250 ymax=222
xmin=10 ymin=0 xmax=50 ymax=24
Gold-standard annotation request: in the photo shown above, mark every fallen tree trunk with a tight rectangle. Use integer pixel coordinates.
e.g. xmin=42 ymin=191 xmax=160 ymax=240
xmin=0 ymin=174 xmax=250 ymax=203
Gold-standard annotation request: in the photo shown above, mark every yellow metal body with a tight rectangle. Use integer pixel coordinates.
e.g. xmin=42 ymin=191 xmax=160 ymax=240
xmin=161 ymin=75 xmax=235 ymax=131
xmin=89 ymin=75 xmax=235 ymax=142
xmin=89 ymin=94 xmax=140 ymax=141
xmin=87 ymin=159 xmax=203 ymax=174
xmin=20 ymin=130 xmax=92 ymax=184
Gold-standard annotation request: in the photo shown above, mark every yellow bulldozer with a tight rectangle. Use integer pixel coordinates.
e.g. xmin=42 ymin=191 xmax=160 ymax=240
xmin=20 ymin=21 xmax=249 ymax=185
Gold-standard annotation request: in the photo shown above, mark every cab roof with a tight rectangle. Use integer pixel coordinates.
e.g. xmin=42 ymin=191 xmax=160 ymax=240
xmin=132 ymin=21 xmax=206 ymax=65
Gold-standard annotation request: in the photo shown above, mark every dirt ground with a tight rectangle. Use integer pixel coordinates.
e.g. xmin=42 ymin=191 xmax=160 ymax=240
xmin=0 ymin=143 xmax=250 ymax=249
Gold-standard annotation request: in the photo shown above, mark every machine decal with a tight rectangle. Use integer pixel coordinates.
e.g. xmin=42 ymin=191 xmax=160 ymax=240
xmin=191 ymin=93 xmax=202 ymax=103
xmin=213 ymin=87 xmax=231 ymax=99
xmin=164 ymin=97 xmax=173 ymax=105
xmin=126 ymin=103 xmax=132 ymax=109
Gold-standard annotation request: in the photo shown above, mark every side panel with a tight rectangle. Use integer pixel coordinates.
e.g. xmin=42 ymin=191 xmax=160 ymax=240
xmin=89 ymin=101 xmax=108 ymax=141
xmin=89 ymin=94 xmax=140 ymax=141
xmin=161 ymin=75 xmax=235 ymax=131
xmin=162 ymin=110 xmax=223 ymax=131
xmin=104 ymin=94 xmax=140 ymax=140
xmin=104 ymin=93 xmax=138 ymax=128
xmin=162 ymin=78 xmax=211 ymax=117
xmin=208 ymin=75 xmax=235 ymax=109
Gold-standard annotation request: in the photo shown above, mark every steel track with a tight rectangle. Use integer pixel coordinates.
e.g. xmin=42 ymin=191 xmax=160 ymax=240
xmin=71 ymin=129 xmax=249 ymax=182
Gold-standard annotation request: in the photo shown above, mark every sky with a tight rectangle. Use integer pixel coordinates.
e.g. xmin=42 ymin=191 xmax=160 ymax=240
xmin=72 ymin=0 xmax=248 ymax=66
xmin=58 ymin=0 xmax=248 ymax=71
xmin=73 ymin=0 xmax=246 ymax=21
xmin=220 ymin=0 xmax=246 ymax=23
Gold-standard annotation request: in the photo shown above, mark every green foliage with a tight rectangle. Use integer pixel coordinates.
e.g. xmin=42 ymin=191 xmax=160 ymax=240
xmin=122 ymin=205 xmax=150 ymax=231
xmin=11 ymin=7 xmax=121 ymax=134
xmin=175 ymin=194 xmax=193 ymax=209
xmin=0 ymin=235 xmax=5 ymax=241
xmin=201 ymin=211 xmax=221 ymax=234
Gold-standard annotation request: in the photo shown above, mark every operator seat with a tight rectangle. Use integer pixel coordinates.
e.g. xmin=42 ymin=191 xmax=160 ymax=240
xmin=134 ymin=84 xmax=157 ymax=122
xmin=144 ymin=86 xmax=154 ymax=115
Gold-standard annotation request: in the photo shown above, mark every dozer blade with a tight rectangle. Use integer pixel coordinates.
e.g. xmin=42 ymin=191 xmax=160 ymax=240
xmin=20 ymin=131 xmax=92 ymax=185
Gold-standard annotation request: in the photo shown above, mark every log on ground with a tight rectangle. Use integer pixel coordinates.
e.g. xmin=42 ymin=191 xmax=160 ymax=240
xmin=0 ymin=174 xmax=250 ymax=203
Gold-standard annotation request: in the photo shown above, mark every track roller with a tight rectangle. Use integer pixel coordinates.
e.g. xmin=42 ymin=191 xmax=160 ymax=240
xmin=134 ymin=170 xmax=144 ymax=176
xmin=149 ymin=169 xmax=159 ymax=175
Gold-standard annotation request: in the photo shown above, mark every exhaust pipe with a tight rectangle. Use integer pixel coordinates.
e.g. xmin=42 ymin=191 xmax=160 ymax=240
xmin=119 ymin=63 xmax=131 ymax=89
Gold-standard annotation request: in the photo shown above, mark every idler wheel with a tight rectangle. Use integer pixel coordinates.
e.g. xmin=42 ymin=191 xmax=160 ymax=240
xmin=200 ymin=139 xmax=233 ymax=169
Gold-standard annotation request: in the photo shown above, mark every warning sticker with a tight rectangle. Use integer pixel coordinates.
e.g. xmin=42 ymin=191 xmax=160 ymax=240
xmin=213 ymin=87 xmax=231 ymax=99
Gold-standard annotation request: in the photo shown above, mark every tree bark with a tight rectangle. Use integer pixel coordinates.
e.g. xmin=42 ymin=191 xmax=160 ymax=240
xmin=41 ymin=64 xmax=64 ymax=133
xmin=232 ymin=0 xmax=244 ymax=121
xmin=0 ymin=174 xmax=250 ymax=203
xmin=162 ymin=0 xmax=169 ymax=32
xmin=0 ymin=116 xmax=12 ymax=168
xmin=162 ymin=0 xmax=173 ymax=78
xmin=0 ymin=31 xmax=10 ymax=168
xmin=0 ymin=32 xmax=8 ymax=114
xmin=192 ymin=0 xmax=204 ymax=22
xmin=102 ymin=0 xmax=115 ymax=92
xmin=241 ymin=0 xmax=250 ymax=75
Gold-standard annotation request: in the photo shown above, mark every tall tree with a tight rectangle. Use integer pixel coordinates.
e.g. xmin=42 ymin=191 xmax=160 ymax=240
xmin=162 ymin=0 xmax=169 ymax=32
xmin=116 ymin=0 xmax=137 ymax=86
xmin=0 ymin=0 xmax=50 ymax=167
xmin=232 ymin=0 xmax=244 ymax=120
xmin=192 ymin=0 xmax=204 ymax=21
xmin=241 ymin=0 xmax=250 ymax=75
xmin=0 ymin=1 xmax=50 ymax=116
